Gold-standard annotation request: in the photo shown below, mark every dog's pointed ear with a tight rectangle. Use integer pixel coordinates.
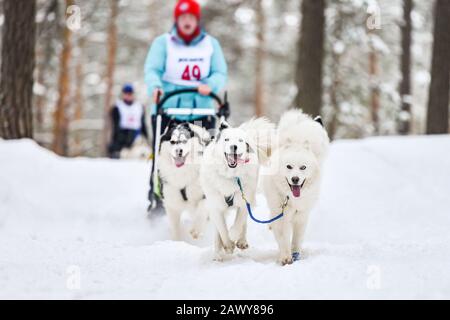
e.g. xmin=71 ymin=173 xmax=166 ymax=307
xmin=314 ymin=116 xmax=324 ymax=127
xmin=219 ymin=119 xmax=230 ymax=131
xmin=161 ymin=120 xmax=177 ymax=140
xmin=161 ymin=126 xmax=172 ymax=142
xmin=246 ymin=143 xmax=255 ymax=154
xmin=162 ymin=123 xmax=172 ymax=136
xmin=166 ymin=119 xmax=177 ymax=130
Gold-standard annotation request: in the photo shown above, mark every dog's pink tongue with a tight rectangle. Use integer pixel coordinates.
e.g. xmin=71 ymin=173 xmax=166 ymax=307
xmin=292 ymin=186 xmax=301 ymax=198
xmin=237 ymin=157 xmax=249 ymax=164
xmin=174 ymin=158 xmax=185 ymax=168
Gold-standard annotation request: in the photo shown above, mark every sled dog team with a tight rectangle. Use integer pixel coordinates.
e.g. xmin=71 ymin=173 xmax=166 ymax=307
xmin=157 ymin=110 xmax=330 ymax=265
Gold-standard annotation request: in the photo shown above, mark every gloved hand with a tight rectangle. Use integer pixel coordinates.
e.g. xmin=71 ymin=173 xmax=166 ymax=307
xmin=198 ymin=84 xmax=212 ymax=96
xmin=153 ymin=88 xmax=164 ymax=104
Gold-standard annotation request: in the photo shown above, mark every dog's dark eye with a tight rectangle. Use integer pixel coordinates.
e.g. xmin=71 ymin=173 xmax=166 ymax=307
xmin=287 ymin=165 xmax=293 ymax=170
xmin=170 ymin=141 xmax=176 ymax=145
xmin=300 ymin=165 xmax=307 ymax=170
xmin=225 ymin=138 xmax=230 ymax=142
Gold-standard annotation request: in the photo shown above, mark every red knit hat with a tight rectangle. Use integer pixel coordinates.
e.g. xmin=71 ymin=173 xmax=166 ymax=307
xmin=174 ymin=0 xmax=201 ymax=21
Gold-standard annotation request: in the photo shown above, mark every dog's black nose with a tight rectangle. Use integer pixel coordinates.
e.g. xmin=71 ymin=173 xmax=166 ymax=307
xmin=230 ymin=145 xmax=238 ymax=153
xmin=291 ymin=176 xmax=300 ymax=185
xmin=176 ymin=149 xmax=183 ymax=156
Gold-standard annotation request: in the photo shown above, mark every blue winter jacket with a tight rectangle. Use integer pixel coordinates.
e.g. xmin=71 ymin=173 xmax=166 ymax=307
xmin=144 ymin=28 xmax=228 ymax=121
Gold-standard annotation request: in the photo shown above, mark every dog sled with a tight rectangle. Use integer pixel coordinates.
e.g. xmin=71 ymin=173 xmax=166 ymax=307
xmin=148 ymin=88 xmax=230 ymax=215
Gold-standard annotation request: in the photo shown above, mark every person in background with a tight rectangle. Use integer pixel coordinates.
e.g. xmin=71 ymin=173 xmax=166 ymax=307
xmin=144 ymin=0 xmax=229 ymax=210
xmin=108 ymin=84 xmax=148 ymax=159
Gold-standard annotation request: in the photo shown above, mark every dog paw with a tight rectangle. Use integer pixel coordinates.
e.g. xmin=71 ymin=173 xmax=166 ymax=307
xmin=278 ymin=255 xmax=293 ymax=266
xmin=236 ymin=239 xmax=249 ymax=250
xmin=223 ymin=241 xmax=235 ymax=255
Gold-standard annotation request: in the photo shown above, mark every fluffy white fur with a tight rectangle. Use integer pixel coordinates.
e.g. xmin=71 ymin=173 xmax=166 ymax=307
xmin=158 ymin=123 xmax=211 ymax=241
xmin=263 ymin=110 xmax=329 ymax=265
xmin=200 ymin=118 xmax=275 ymax=261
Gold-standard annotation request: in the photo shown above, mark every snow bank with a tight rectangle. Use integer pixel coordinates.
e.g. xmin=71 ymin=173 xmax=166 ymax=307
xmin=0 ymin=136 xmax=449 ymax=299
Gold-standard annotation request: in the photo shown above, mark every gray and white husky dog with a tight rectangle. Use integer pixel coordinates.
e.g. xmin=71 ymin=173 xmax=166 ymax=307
xmin=263 ymin=110 xmax=329 ymax=265
xmin=200 ymin=118 xmax=275 ymax=261
xmin=158 ymin=122 xmax=211 ymax=241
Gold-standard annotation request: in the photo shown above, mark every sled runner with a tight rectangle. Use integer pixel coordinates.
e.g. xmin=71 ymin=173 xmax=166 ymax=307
xmin=147 ymin=88 xmax=230 ymax=215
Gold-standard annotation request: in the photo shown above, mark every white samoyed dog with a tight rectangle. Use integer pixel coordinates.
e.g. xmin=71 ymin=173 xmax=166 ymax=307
xmin=262 ymin=110 xmax=329 ymax=265
xmin=200 ymin=118 xmax=275 ymax=261
xmin=158 ymin=122 xmax=211 ymax=241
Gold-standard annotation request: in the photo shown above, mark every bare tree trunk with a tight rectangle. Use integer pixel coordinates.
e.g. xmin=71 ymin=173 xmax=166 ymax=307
xmin=72 ymin=37 xmax=85 ymax=156
xmin=294 ymin=0 xmax=326 ymax=116
xmin=398 ymin=0 xmax=413 ymax=135
xmin=35 ymin=48 xmax=47 ymax=129
xmin=0 ymin=0 xmax=36 ymax=139
xmin=52 ymin=0 xmax=74 ymax=156
xmin=35 ymin=0 xmax=59 ymax=131
xmin=254 ymin=0 xmax=266 ymax=117
xmin=426 ymin=0 xmax=450 ymax=134
xmin=369 ymin=44 xmax=380 ymax=135
xmin=103 ymin=0 xmax=119 ymax=155
xmin=328 ymin=61 xmax=340 ymax=140
xmin=328 ymin=8 xmax=345 ymax=140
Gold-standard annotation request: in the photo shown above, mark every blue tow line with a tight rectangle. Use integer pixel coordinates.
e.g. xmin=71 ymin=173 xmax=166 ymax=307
xmin=236 ymin=178 xmax=286 ymax=225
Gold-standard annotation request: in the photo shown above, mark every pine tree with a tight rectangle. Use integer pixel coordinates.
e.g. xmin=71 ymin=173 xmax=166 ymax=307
xmin=52 ymin=0 xmax=74 ymax=156
xmin=102 ymin=0 xmax=119 ymax=155
xmin=0 ymin=0 xmax=37 ymax=139
xmin=399 ymin=0 xmax=413 ymax=135
xmin=254 ymin=0 xmax=266 ymax=117
xmin=294 ymin=0 xmax=326 ymax=116
xmin=426 ymin=0 xmax=450 ymax=134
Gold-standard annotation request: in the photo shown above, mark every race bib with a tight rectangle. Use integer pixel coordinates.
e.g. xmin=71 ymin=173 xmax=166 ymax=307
xmin=162 ymin=34 xmax=213 ymax=86
xmin=117 ymin=100 xmax=143 ymax=130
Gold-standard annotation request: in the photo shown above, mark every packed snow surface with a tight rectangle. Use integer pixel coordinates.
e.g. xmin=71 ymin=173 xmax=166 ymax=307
xmin=1 ymin=136 xmax=449 ymax=299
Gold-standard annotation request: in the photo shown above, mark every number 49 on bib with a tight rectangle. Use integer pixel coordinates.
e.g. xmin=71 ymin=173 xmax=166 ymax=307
xmin=182 ymin=65 xmax=201 ymax=81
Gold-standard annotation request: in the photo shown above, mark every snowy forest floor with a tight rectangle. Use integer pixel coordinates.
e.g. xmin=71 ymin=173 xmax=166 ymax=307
xmin=1 ymin=136 xmax=450 ymax=299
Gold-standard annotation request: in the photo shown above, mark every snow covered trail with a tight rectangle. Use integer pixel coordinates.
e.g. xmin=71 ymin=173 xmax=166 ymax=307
xmin=1 ymin=136 xmax=450 ymax=299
